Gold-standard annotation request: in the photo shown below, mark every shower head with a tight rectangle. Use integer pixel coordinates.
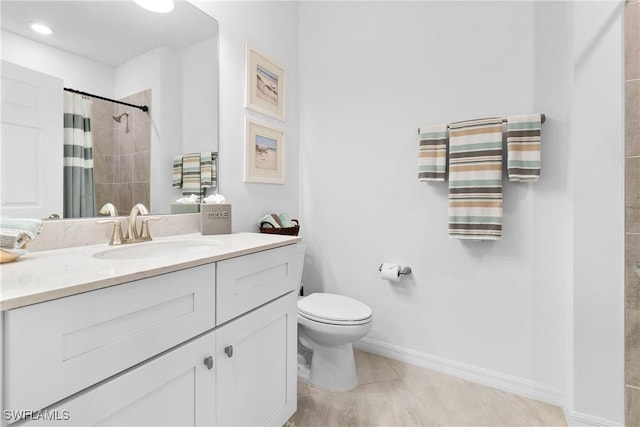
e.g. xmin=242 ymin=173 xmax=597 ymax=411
xmin=112 ymin=112 xmax=129 ymax=122
xmin=113 ymin=112 xmax=130 ymax=133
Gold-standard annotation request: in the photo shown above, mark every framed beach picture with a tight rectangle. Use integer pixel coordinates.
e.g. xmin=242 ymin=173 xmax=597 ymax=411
xmin=244 ymin=118 xmax=285 ymax=184
xmin=245 ymin=44 xmax=285 ymax=121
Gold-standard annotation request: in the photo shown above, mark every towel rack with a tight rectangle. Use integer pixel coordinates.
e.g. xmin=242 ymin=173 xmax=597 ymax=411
xmin=418 ymin=113 xmax=545 ymax=135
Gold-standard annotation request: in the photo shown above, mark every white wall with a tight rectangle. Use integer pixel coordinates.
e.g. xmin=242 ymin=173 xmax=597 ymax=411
xmin=299 ymin=1 xmax=624 ymax=423
xmin=299 ymin=0 xmax=565 ymax=399
xmin=115 ymin=47 xmax=183 ymax=214
xmin=191 ymin=1 xmax=300 ymax=232
xmin=1 ymin=30 xmax=114 ymax=97
xmin=182 ymin=34 xmax=219 ymax=156
xmin=569 ymin=1 xmax=625 ymax=424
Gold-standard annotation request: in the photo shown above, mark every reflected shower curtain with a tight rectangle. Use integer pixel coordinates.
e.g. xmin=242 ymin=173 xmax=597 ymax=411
xmin=63 ymin=92 xmax=96 ymax=218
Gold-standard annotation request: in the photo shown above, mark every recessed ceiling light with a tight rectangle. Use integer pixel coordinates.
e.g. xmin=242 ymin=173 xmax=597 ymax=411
xmin=30 ymin=23 xmax=52 ymax=35
xmin=134 ymin=0 xmax=174 ymax=13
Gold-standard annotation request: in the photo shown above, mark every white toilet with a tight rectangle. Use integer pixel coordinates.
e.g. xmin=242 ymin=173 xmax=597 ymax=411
xmin=294 ymin=243 xmax=373 ymax=391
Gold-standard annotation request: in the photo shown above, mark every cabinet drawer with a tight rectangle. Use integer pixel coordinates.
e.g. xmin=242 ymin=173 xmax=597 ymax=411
xmin=4 ymin=263 xmax=215 ymax=414
xmin=216 ymin=245 xmax=297 ymax=325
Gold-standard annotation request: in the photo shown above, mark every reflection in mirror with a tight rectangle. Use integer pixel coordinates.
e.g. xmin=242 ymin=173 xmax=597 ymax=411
xmin=0 ymin=1 xmax=219 ymax=218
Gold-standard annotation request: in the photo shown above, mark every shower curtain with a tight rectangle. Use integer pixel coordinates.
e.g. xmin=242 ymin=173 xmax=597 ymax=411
xmin=63 ymin=92 xmax=96 ymax=218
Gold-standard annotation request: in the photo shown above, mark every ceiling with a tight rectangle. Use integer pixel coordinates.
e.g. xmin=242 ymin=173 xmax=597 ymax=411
xmin=1 ymin=0 xmax=218 ymax=67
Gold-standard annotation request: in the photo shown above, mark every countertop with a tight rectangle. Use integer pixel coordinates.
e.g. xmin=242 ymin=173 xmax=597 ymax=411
xmin=0 ymin=232 xmax=301 ymax=311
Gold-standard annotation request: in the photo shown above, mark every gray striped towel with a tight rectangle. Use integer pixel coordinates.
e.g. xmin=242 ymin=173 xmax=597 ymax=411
xmin=507 ymin=114 xmax=541 ymax=182
xmin=200 ymin=152 xmax=217 ymax=190
xmin=172 ymin=155 xmax=183 ymax=188
xmin=418 ymin=124 xmax=448 ymax=182
xmin=448 ymin=118 xmax=503 ymax=240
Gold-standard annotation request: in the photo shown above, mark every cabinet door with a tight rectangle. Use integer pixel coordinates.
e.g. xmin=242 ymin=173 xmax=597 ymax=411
xmin=216 ymin=292 xmax=297 ymax=427
xmin=19 ymin=332 xmax=216 ymax=427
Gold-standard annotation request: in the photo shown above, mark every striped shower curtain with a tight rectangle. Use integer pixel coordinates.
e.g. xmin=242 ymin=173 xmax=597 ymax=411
xmin=63 ymin=92 xmax=96 ymax=218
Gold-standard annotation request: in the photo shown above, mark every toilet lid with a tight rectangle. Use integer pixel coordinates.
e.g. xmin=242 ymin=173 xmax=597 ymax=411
xmin=297 ymin=293 xmax=372 ymax=323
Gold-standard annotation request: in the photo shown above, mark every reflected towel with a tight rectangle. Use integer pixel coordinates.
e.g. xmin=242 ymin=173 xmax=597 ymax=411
xmin=507 ymin=114 xmax=542 ymax=182
xmin=448 ymin=118 xmax=503 ymax=240
xmin=172 ymin=155 xmax=183 ymax=188
xmin=200 ymin=152 xmax=217 ymax=191
xmin=418 ymin=124 xmax=448 ymax=182
xmin=181 ymin=153 xmax=201 ymax=195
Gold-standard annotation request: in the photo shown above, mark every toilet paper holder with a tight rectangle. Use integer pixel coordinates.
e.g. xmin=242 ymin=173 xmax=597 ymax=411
xmin=378 ymin=264 xmax=412 ymax=276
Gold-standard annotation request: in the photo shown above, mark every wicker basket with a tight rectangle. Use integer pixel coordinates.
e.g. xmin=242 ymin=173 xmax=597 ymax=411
xmin=260 ymin=219 xmax=300 ymax=236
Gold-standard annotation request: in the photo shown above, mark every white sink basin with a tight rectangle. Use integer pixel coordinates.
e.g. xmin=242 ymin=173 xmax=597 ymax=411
xmin=93 ymin=239 xmax=224 ymax=260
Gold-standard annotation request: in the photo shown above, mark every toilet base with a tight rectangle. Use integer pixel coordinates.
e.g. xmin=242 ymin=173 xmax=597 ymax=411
xmin=307 ymin=342 xmax=358 ymax=391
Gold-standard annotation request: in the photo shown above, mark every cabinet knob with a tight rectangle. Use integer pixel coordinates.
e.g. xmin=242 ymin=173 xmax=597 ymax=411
xmin=204 ymin=356 xmax=213 ymax=370
xmin=224 ymin=345 xmax=233 ymax=358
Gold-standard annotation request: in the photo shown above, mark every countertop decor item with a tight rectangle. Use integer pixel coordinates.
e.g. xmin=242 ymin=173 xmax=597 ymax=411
xmin=0 ymin=244 xmax=27 ymax=264
xmin=260 ymin=219 xmax=299 ymax=236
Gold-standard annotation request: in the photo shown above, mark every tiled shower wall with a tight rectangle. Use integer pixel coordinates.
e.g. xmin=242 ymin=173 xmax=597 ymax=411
xmin=626 ymin=1 xmax=640 ymax=425
xmin=92 ymin=98 xmax=115 ymax=211
xmin=92 ymin=90 xmax=151 ymax=214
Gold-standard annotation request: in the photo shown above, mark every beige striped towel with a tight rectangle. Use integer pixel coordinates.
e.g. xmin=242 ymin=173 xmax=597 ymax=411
xmin=448 ymin=118 xmax=503 ymax=240
xmin=507 ymin=114 xmax=541 ymax=182
xmin=181 ymin=153 xmax=201 ymax=196
xmin=418 ymin=124 xmax=448 ymax=182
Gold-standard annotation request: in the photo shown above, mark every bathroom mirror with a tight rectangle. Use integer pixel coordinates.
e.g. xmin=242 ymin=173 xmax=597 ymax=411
xmin=0 ymin=0 xmax=219 ymax=218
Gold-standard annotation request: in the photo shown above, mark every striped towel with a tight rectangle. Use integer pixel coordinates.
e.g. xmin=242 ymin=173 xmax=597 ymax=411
xmin=418 ymin=124 xmax=448 ymax=182
xmin=448 ymin=118 xmax=504 ymax=240
xmin=507 ymin=114 xmax=541 ymax=182
xmin=181 ymin=153 xmax=201 ymax=195
xmin=172 ymin=155 xmax=183 ymax=188
xmin=200 ymin=152 xmax=217 ymax=191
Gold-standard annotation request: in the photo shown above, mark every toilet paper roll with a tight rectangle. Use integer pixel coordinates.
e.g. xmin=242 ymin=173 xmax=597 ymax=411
xmin=380 ymin=262 xmax=401 ymax=282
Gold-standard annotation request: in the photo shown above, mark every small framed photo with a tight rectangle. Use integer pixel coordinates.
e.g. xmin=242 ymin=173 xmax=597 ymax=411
xmin=245 ymin=44 xmax=285 ymax=121
xmin=244 ymin=118 xmax=285 ymax=184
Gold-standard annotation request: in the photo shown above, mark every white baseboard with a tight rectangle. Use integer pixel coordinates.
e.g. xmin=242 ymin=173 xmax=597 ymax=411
xmin=566 ymin=410 xmax=624 ymax=427
xmin=354 ymin=338 xmax=623 ymax=427
xmin=354 ymin=337 xmax=565 ymax=407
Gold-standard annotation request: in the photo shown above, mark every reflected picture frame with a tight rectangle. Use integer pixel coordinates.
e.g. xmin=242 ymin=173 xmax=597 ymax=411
xmin=245 ymin=44 xmax=285 ymax=121
xmin=244 ymin=117 xmax=285 ymax=184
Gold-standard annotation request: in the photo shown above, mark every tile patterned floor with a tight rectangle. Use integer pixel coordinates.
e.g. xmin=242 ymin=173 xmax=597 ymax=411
xmin=289 ymin=350 xmax=567 ymax=427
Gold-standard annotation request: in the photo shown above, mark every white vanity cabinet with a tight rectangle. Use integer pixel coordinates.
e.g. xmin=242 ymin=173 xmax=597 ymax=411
xmin=215 ymin=244 xmax=298 ymax=427
xmin=21 ymin=332 xmax=216 ymax=427
xmin=1 ymin=239 xmax=299 ymax=427
xmin=216 ymin=292 xmax=297 ymax=427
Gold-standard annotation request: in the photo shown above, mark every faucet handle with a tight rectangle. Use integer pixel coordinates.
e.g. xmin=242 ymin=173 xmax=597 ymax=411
xmin=140 ymin=216 xmax=161 ymax=240
xmin=97 ymin=219 xmax=125 ymax=245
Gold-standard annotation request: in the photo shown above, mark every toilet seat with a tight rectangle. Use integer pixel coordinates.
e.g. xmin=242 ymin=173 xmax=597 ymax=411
xmin=297 ymin=293 xmax=372 ymax=326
